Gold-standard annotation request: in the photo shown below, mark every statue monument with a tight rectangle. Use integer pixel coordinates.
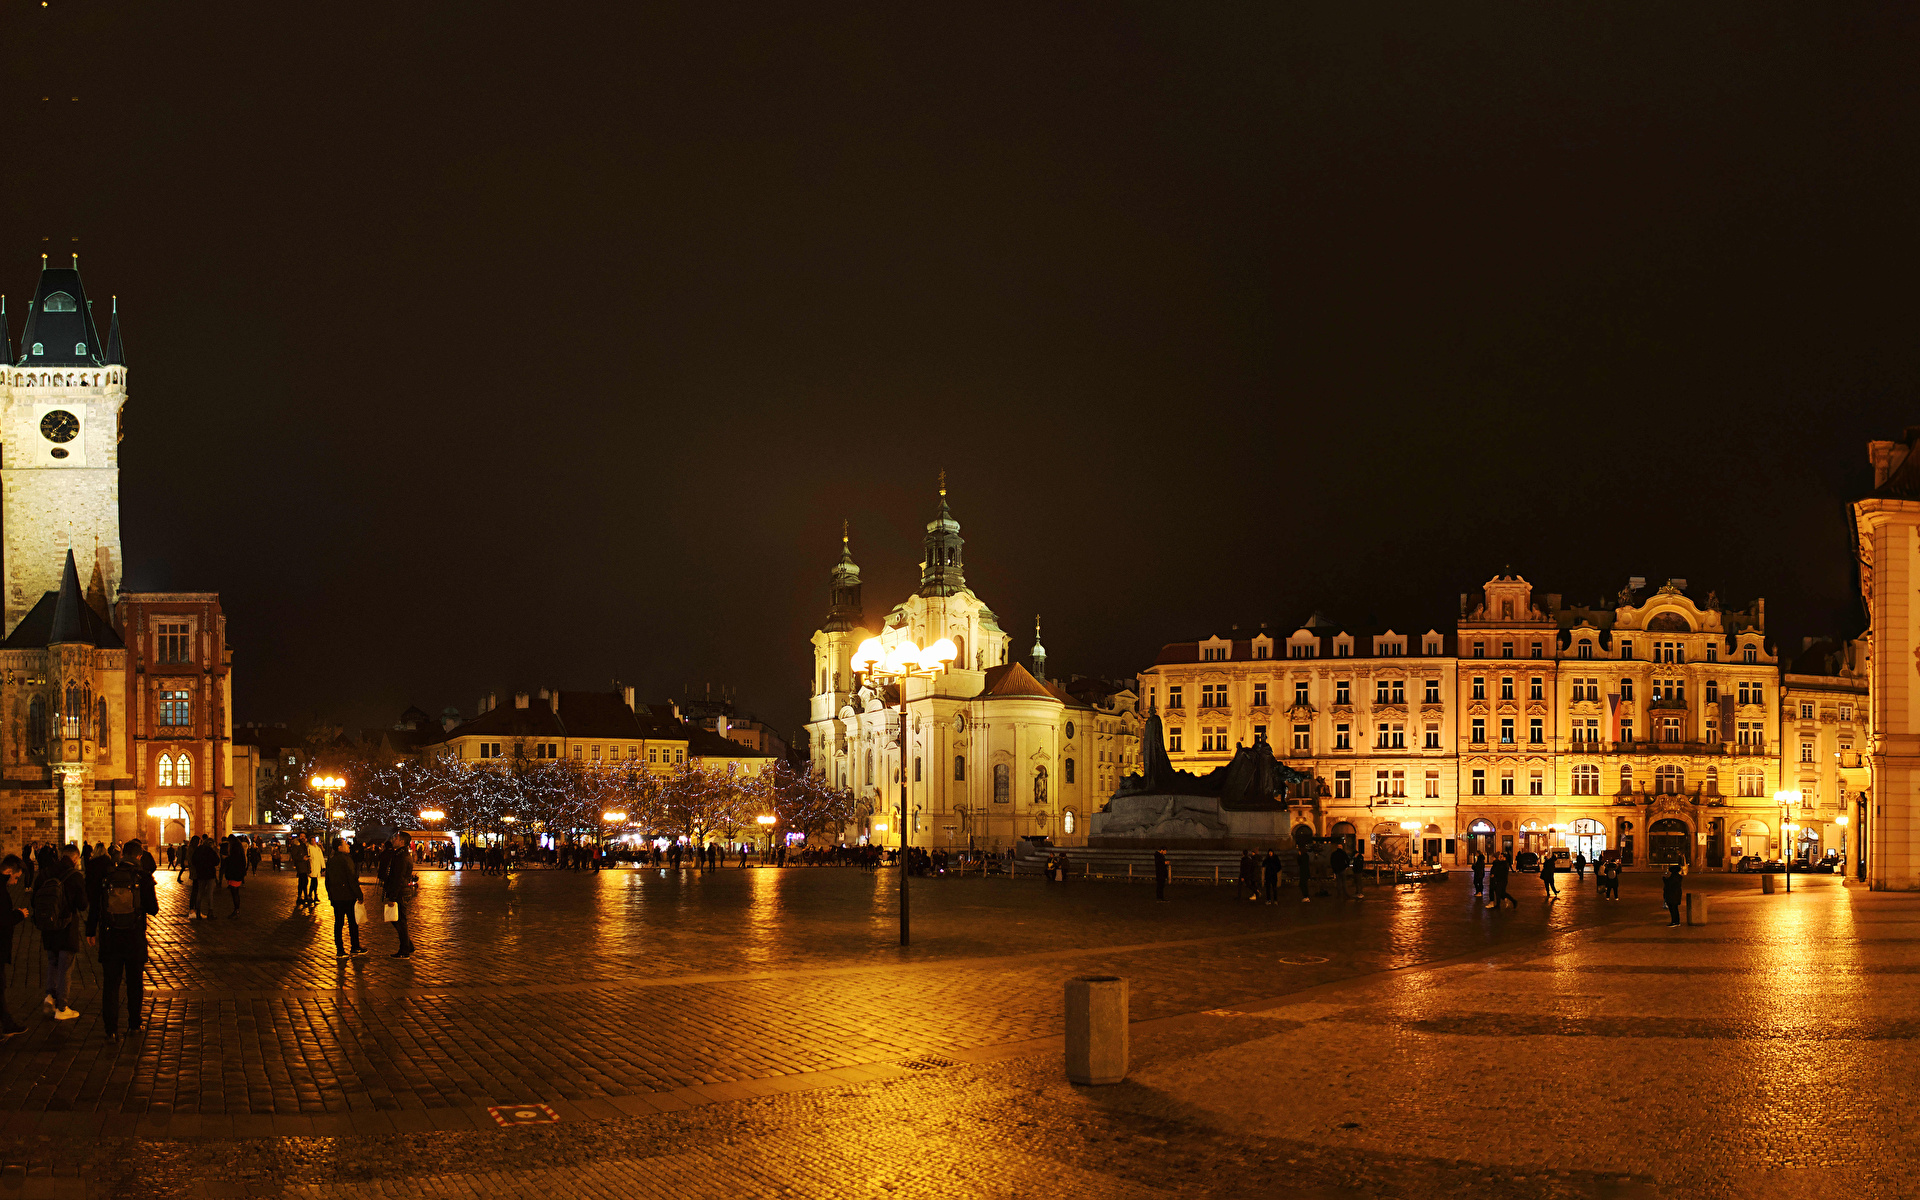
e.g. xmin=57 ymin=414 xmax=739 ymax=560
xmin=1085 ymin=712 xmax=1311 ymax=849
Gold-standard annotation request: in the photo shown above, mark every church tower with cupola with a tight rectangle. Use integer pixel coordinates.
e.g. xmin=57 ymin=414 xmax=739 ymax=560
xmin=0 ymin=256 xmax=128 ymax=633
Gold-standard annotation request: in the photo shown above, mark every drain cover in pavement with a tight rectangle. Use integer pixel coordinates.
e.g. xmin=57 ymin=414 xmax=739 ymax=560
xmin=487 ymin=1104 xmax=560 ymax=1126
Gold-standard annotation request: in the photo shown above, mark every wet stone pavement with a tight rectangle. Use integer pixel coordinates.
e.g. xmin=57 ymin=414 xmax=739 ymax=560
xmin=0 ymin=862 xmax=1892 ymax=1197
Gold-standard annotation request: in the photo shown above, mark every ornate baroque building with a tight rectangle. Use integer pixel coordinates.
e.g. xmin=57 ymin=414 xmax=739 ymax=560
xmin=805 ymin=487 xmax=1141 ymax=849
xmin=1139 ymin=572 xmax=1805 ymax=869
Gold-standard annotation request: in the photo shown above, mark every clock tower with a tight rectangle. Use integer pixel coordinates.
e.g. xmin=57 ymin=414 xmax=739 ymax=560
xmin=1 ymin=257 xmax=126 ymax=633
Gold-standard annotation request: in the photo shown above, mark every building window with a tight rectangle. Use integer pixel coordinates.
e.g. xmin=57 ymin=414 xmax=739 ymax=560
xmin=1255 ymin=644 xmax=1269 ymax=660
xmin=1201 ymin=683 xmax=1227 ymax=709
xmin=1529 ymin=677 xmax=1543 ymax=701
xmin=1705 ymin=680 xmax=1719 ymax=704
xmin=1333 ymin=769 xmax=1352 ymax=798
xmin=1201 ymin=646 xmax=1227 ymax=662
xmin=1472 ymin=642 xmax=1485 ymax=658
xmin=1288 ymin=681 xmax=1304 ymax=707
xmin=1374 ymin=770 xmax=1390 ymax=796
xmin=1472 ymin=677 xmax=1485 ymax=700
xmin=1840 ymin=703 xmax=1854 ymax=721
xmin=1656 ymin=764 xmax=1683 ymax=794
xmin=1529 ymin=718 xmax=1543 ymax=744
xmin=1425 ymin=770 xmax=1440 ymax=798
xmin=1201 ymin=727 xmax=1228 ymax=752
xmin=865 ymin=749 xmax=873 ymax=784
xmin=1254 ymin=683 xmax=1269 ymax=707
xmin=1290 ymin=643 xmax=1314 ymax=659
xmin=1253 ymin=724 xmax=1267 ymax=742
xmin=157 ymin=623 xmax=190 ymax=664
xmin=1335 ymin=680 xmax=1351 ymax=706
xmin=1167 ymin=727 xmax=1183 ymax=753
xmin=1335 ymin=641 xmax=1351 ymax=657
xmin=1062 ymin=758 xmax=1072 ymax=783
xmin=95 ymin=698 xmax=107 ymax=745
xmin=1499 ymin=718 xmax=1514 ymax=744
xmin=1744 ymin=646 xmax=1758 ymax=663
xmin=1739 ymin=767 xmax=1765 ymax=797
xmin=993 ymin=763 xmax=1010 ymax=802
xmin=1424 ymin=723 xmax=1440 ymax=749
xmin=1168 ymin=686 xmax=1183 ymax=709
xmin=1619 ymin=640 xmax=1634 ymax=659
xmin=1572 ymin=764 xmax=1599 ymax=795
xmin=30 ymin=343 xmax=41 ymax=356
xmin=1800 ymin=741 xmax=1814 ymax=764
xmin=1499 ymin=770 xmax=1515 ymax=796
xmin=1799 ymin=702 xmax=1814 ymax=720
xmin=1622 ymin=764 xmax=1635 ymax=792
xmin=157 ymin=754 xmax=174 ymax=787
xmin=1500 ymin=677 xmax=1514 ymax=701
xmin=1471 ymin=768 xmax=1486 ymax=796
xmin=1471 ymin=718 xmax=1485 ymax=744
xmin=159 ymin=690 xmax=190 ymax=727
xmin=1424 ymin=679 xmax=1440 ymax=704
xmin=1292 ymin=724 xmax=1310 ymax=751
xmin=1663 ymin=717 xmax=1681 ymax=743
xmin=1391 ymin=769 xmax=1405 ymax=796
xmin=176 ymin=753 xmax=193 ymax=787
xmin=1706 ymin=642 xmax=1718 ymax=662
xmin=1577 ymin=640 xmax=1593 ymax=659
xmin=1620 ymin=718 xmax=1635 ymax=743
xmin=1530 ymin=641 xmax=1543 ymax=658
xmin=1425 ymin=640 xmax=1442 ymax=655
xmin=1334 ymin=723 xmax=1350 ymax=750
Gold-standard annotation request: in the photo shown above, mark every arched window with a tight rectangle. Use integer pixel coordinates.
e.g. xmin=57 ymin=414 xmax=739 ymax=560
xmin=30 ymin=343 xmax=42 ymax=357
xmin=63 ymin=684 xmax=82 ymax=739
xmin=176 ymin=753 xmax=192 ymax=787
xmin=1620 ymin=764 xmax=1635 ymax=792
xmin=95 ymin=698 xmax=107 ymax=745
xmin=864 ymin=749 xmax=873 ymax=786
xmin=157 ymin=754 xmax=174 ymax=787
xmin=1705 ymin=765 xmax=1719 ymax=794
xmin=1577 ymin=639 xmax=1593 ymax=659
xmin=1063 ymin=810 xmax=1076 ymax=834
xmin=953 ymin=635 xmax=966 ymax=669
xmin=27 ymin=696 xmax=46 ymax=753
xmin=73 ymin=343 xmax=85 ymax=356
xmin=913 ymin=756 xmax=921 ymax=782
xmin=42 ymin=292 xmax=76 ymax=313
xmin=1655 ymin=764 xmax=1684 ymax=794
xmin=953 ymin=755 xmax=965 ymax=781
xmin=1064 ymin=758 xmax=1075 ymax=784
xmin=1572 ymin=764 xmax=1599 ymax=795
xmin=993 ymin=763 xmax=1010 ymax=803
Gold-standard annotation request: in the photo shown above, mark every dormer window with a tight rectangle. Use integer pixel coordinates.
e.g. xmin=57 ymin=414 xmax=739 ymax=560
xmin=43 ymin=293 xmax=75 ymax=313
xmin=73 ymin=343 xmax=85 ymax=356
xmin=30 ymin=343 xmax=41 ymax=356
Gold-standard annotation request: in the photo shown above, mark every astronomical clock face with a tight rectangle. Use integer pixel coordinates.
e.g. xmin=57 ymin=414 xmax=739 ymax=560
xmin=40 ymin=410 xmax=79 ymax=443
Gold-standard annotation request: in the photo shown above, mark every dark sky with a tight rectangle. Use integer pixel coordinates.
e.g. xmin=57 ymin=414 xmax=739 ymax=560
xmin=5 ymin=2 xmax=1915 ymax=737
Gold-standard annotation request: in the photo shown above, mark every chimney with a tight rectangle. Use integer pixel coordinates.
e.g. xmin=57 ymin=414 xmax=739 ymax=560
xmin=442 ymin=715 xmax=458 ymax=732
xmin=478 ymin=695 xmax=489 ymax=715
xmin=552 ymin=691 xmax=561 ymax=713
xmin=623 ymin=686 xmax=635 ymax=710
xmin=538 ymin=687 xmax=550 ymax=700
xmin=514 ymin=692 xmax=529 ymax=709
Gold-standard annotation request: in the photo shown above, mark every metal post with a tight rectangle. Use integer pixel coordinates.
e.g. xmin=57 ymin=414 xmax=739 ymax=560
xmin=899 ymin=690 xmax=910 ymax=945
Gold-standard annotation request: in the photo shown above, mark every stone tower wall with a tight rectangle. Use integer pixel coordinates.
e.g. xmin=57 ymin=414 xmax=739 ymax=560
xmin=0 ymin=369 xmax=127 ymax=632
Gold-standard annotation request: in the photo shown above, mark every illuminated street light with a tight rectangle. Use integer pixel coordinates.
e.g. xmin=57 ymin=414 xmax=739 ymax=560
xmin=852 ymin=634 xmax=957 ymax=947
xmin=755 ymin=814 xmax=776 ymax=825
xmin=420 ymin=810 xmax=446 ymax=822
xmin=1775 ymin=790 xmax=1803 ymax=894
xmin=603 ymin=811 xmax=627 ymax=823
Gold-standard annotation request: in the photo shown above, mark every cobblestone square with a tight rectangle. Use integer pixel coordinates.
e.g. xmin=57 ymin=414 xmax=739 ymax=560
xmin=0 ymin=863 xmax=1892 ymax=1198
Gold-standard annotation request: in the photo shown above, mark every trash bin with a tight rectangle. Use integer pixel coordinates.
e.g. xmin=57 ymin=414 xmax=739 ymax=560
xmin=1686 ymin=893 xmax=1710 ymax=926
xmin=1761 ymin=874 xmax=1776 ymax=895
xmin=1065 ymin=976 xmax=1128 ymax=1085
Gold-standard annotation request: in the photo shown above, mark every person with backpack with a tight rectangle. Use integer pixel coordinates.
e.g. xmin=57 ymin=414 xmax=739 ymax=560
xmin=325 ymin=837 xmax=365 ymax=959
xmin=0 ymin=856 xmax=28 ymax=1039
xmin=34 ymin=846 xmax=86 ymax=1020
xmin=87 ymin=841 xmax=157 ymax=1039
xmin=380 ymin=833 xmax=416 ymax=958
xmin=292 ymin=836 xmax=312 ymax=911
xmin=188 ymin=836 xmax=219 ymax=919
xmin=220 ymin=836 xmax=248 ymax=917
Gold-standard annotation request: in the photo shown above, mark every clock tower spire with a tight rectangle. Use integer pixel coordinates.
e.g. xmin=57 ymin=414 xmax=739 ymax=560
xmin=1 ymin=257 xmax=126 ymax=634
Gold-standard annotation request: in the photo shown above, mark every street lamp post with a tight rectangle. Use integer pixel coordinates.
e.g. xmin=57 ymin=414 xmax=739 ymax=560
xmin=311 ymin=775 xmax=346 ymax=842
xmin=1837 ymin=812 xmax=1850 ymax=875
xmin=850 ymin=635 xmax=958 ymax=947
xmin=602 ymin=811 xmax=627 ymax=868
xmin=1774 ymin=789 xmax=1803 ymax=895
xmin=1399 ymin=820 xmax=1422 ymax=883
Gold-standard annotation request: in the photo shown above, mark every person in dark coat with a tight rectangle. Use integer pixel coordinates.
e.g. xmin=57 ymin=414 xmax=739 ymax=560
xmin=221 ymin=837 xmax=249 ymax=917
xmin=0 ymin=856 xmax=26 ymax=1037
xmin=87 ymin=842 xmax=158 ymax=1038
xmin=1471 ymin=852 xmax=1486 ymax=897
xmin=1540 ymin=852 xmax=1560 ymax=897
xmin=1261 ymin=849 xmax=1281 ymax=904
xmin=380 ymin=833 xmax=417 ymax=958
xmin=1329 ymin=844 xmax=1351 ymax=900
xmin=1663 ymin=864 xmax=1684 ymax=926
xmin=1237 ymin=850 xmax=1259 ymax=902
xmin=37 ymin=848 xmax=87 ymax=1019
xmin=325 ymin=838 xmax=365 ymax=958
xmin=1152 ymin=849 xmax=1170 ymax=902
xmin=1485 ymin=854 xmax=1518 ymax=909
xmin=188 ymin=836 xmax=220 ymax=919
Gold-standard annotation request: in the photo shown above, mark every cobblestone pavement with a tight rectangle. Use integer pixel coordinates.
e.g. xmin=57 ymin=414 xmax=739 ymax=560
xmin=0 ymin=864 xmax=1882 ymax=1197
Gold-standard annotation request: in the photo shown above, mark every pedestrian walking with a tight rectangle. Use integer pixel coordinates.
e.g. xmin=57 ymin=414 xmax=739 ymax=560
xmin=1351 ymin=845 xmax=1366 ymax=900
xmin=1541 ymin=852 xmax=1560 ymax=897
xmin=88 ymin=841 xmax=157 ymax=1039
xmin=306 ymin=837 xmax=326 ymax=906
xmin=1663 ymin=864 xmax=1683 ymax=927
xmin=33 ymin=846 xmax=86 ymax=1020
xmin=1261 ymin=849 xmax=1281 ymax=904
xmin=1153 ymin=849 xmax=1170 ymax=902
xmin=188 ymin=836 xmax=219 ymax=919
xmin=1471 ymin=852 xmax=1486 ymax=897
xmin=1605 ymin=857 xmax=1622 ymax=900
xmin=293 ymin=836 xmax=313 ymax=911
xmin=1296 ymin=844 xmax=1312 ymax=903
xmin=1485 ymin=853 xmax=1518 ymax=909
xmin=1574 ymin=851 xmax=1587 ymax=881
xmin=0 ymin=857 xmax=27 ymax=1038
xmin=1237 ymin=850 xmax=1260 ymax=902
xmin=221 ymin=836 xmax=248 ymax=917
xmin=325 ymin=838 xmax=365 ymax=959
xmin=381 ymin=833 xmax=416 ymax=958
xmin=1329 ymin=843 xmax=1351 ymax=899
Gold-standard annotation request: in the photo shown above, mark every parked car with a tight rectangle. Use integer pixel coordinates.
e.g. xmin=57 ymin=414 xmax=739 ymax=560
xmin=1515 ymin=850 xmax=1541 ymax=873
xmin=1734 ymin=855 xmax=1772 ymax=873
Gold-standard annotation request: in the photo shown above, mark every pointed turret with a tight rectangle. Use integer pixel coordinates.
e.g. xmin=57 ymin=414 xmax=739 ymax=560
xmin=103 ymin=295 xmax=124 ymax=366
xmin=48 ymin=550 xmax=88 ymax=645
xmin=0 ymin=297 xmax=11 ymax=364
xmin=917 ymin=471 xmax=968 ymax=597
xmin=17 ymin=255 xmax=105 ymax=367
xmin=821 ymin=521 xmax=866 ymax=633
xmin=1031 ymin=615 xmax=1047 ymax=681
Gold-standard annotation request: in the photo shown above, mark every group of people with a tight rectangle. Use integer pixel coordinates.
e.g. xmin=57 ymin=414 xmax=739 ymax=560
xmin=282 ymin=833 xmax=418 ymax=958
xmin=0 ymin=840 xmax=160 ymax=1039
xmin=1231 ymin=844 xmax=1368 ymax=904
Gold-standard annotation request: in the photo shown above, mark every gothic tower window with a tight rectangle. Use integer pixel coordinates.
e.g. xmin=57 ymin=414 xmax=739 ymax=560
xmin=176 ymin=753 xmax=192 ymax=787
xmin=27 ymin=696 xmax=46 ymax=754
xmin=96 ymin=698 xmax=107 ymax=745
xmin=157 ymin=754 xmax=174 ymax=787
xmin=63 ymin=684 xmax=82 ymax=738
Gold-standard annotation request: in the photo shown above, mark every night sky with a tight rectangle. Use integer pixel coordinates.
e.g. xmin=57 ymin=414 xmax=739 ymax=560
xmin=3 ymin=2 xmax=1915 ymax=737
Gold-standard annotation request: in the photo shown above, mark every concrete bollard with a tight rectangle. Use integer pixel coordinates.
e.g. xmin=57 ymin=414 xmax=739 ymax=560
xmin=1686 ymin=893 xmax=1710 ymax=926
xmin=1761 ymin=873 xmax=1776 ymax=895
xmin=1065 ymin=976 xmax=1128 ymax=1085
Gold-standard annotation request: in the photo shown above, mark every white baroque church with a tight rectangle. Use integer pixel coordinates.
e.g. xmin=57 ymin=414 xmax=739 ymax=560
xmin=805 ymin=485 xmax=1141 ymax=850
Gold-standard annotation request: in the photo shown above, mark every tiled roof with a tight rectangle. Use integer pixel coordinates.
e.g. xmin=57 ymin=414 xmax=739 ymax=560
xmin=1151 ymin=627 xmax=1453 ymax=666
xmin=979 ymin=662 xmax=1061 ymax=701
xmin=421 ymin=691 xmax=691 ymax=747
xmin=3 ymin=553 xmax=123 ymax=650
xmin=16 ymin=264 xmax=106 ymax=368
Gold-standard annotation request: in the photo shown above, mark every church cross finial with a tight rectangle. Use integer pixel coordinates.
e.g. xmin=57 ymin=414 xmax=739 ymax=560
xmin=938 ymin=469 xmax=946 ymax=498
